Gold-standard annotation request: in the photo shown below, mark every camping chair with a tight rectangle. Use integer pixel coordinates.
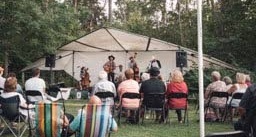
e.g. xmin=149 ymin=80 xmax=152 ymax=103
xmin=227 ymin=92 xmax=244 ymax=122
xmin=33 ymin=102 xmax=65 ymax=137
xmin=166 ymin=92 xmax=188 ymax=125
xmin=205 ymin=130 xmax=246 ymax=137
xmin=0 ymin=95 xmax=28 ymax=137
xmin=118 ymin=92 xmax=141 ymax=125
xmin=25 ymin=90 xmax=44 ymax=104
xmin=76 ymin=104 xmax=114 ymax=137
xmin=0 ymin=87 xmax=3 ymax=94
xmin=141 ymin=93 xmax=166 ymax=124
xmin=205 ymin=91 xmax=229 ymax=122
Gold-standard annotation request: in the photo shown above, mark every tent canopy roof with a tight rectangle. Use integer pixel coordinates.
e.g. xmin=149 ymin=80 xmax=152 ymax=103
xmin=22 ymin=27 xmax=235 ymax=73
xmin=59 ymin=27 xmax=179 ymax=52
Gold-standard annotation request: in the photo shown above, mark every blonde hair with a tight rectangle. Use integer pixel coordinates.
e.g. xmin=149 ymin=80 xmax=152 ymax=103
xmin=171 ymin=70 xmax=184 ymax=83
xmin=4 ymin=77 xmax=17 ymax=93
xmin=236 ymin=72 xmax=246 ymax=84
xmin=211 ymin=71 xmax=221 ymax=81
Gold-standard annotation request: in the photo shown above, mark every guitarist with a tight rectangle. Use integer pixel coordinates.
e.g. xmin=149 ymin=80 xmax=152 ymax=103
xmin=103 ymin=55 xmax=116 ymax=82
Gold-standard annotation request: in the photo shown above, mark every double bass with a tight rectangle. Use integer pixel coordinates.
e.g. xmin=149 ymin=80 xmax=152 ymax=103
xmin=80 ymin=67 xmax=90 ymax=90
xmin=129 ymin=52 xmax=140 ymax=81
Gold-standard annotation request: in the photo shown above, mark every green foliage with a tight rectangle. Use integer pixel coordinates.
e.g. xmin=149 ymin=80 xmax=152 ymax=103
xmin=0 ymin=0 xmax=86 ymax=72
xmin=183 ymin=65 xmax=235 ymax=93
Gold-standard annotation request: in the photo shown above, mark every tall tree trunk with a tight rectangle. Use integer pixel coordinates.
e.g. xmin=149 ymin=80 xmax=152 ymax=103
xmin=4 ymin=44 xmax=9 ymax=77
xmin=108 ymin=0 xmax=112 ymax=24
xmin=73 ymin=0 xmax=78 ymax=11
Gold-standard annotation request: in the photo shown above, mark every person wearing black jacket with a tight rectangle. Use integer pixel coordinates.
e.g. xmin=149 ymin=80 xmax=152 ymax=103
xmin=235 ymin=84 xmax=256 ymax=137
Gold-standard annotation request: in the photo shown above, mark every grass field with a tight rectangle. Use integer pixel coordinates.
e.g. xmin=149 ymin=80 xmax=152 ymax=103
xmin=1 ymin=99 xmax=235 ymax=137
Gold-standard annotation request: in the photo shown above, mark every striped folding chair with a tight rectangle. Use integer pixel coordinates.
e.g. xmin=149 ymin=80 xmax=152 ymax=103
xmin=34 ymin=102 xmax=64 ymax=137
xmin=76 ymin=104 xmax=114 ymax=137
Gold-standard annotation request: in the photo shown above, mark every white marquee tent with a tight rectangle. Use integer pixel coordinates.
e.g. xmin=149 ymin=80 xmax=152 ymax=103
xmin=22 ymin=27 xmax=234 ymax=85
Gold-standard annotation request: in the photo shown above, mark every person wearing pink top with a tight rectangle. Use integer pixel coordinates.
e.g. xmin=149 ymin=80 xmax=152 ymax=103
xmin=165 ymin=70 xmax=188 ymax=123
xmin=118 ymin=68 xmax=140 ymax=120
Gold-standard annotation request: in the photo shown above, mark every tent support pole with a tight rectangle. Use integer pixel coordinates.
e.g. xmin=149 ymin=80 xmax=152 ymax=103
xmin=197 ymin=0 xmax=205 ymax=137
xmin=72 ymin=51 xmax=75 ymax=87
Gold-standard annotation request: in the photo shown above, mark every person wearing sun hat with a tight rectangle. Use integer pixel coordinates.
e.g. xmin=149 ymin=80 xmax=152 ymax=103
xmin=139 ymin=67 xmax=166 ymax=123
xmin=0 ymin=66 xmax=6 ymax=90
xmin=103 ymin=55 xmax=116 ymax=82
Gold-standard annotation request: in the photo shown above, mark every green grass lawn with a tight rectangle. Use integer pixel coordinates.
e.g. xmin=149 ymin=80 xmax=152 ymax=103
xmin=1 ymin=99 xmax=235 ymax=137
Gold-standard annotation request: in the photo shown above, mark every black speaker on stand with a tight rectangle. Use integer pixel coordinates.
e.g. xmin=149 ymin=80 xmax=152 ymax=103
xmin=45 ymin=54 xmax=56 ymax=85
xmin=45 ymin=54 xmax=56 ymax=68
xmin=176 ymin=51 xmax=187 ymax=73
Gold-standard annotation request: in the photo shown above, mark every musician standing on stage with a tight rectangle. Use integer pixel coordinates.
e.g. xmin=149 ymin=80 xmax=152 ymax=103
xmin=146 ymin=56 xmax=161 ymax=72
xmin=103 ymin=55 xmax=116 ymax=82
xmin=128 ymin=56 xmax=139 ymax=81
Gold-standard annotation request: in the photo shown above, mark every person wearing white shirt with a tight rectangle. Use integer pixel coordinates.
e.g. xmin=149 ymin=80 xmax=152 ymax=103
xmin=25 ymin=68 xmax=57 ymax=102
xmin=0 ymin=66 xmax=6 ymax=90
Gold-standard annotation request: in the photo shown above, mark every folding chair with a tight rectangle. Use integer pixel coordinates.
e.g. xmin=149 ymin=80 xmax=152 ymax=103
xmin=228 ymin=92 xmax=244 ymax=122
xmin=205 ymin=130 xmax=246 ymax=137
xmin=0 ymin=95 xmax=28 ymax=137
xmin=25 ymin=90 xmax=44 ymax=104
xmin=95 ymin=92 xmax=115 ymax=105
xmin=118 ymin=92 xmax=141 ymax=125
xmin=0 ymin=87 xmax=3 ymax=94
xmin=166 ymin=92 xmax=188 ymax=124
xmin=141 ymin=93 xmax=166 ymax=124
xmin=95 ymin=91 xmax=115 ymax=117
xmin=76 ymin=104 xmax=114 ymax=137
xmin=205 ymin=91 xmax=229 ymax=122
xmin=33 ymin=102 xmax=65 ymax=137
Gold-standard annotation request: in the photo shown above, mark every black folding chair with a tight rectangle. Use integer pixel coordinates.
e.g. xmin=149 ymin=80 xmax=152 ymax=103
xmin=0 ymin=95 xmax=28 ymax=137
xmin=228 ymin=92 xmax=244 ymax=122
xmin=118 ymin=92 xmax=141 ymax=125
xmin=141 ymin=93 xmax=166 ymax=124
xmin=0 ymin=87 xmax=3 ymax=94
xmin=95 ymin=92 xmax=115 ymax=105
xmin=205 ymin=130 xmax=247 ymax=137
xmin=25 ymin=90 xmax=44 ymax=104
xmin=166 ymin=92 xmax=188 ymax=124
xmin=95 ymin=91 xmax=116 ymax=117
xmin=205 ymin=91 xmax=229 ymax=122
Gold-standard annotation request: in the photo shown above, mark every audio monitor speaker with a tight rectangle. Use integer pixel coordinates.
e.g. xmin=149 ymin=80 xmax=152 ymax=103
xmin=45 ymin=54 xmax=56 ymax=68
xmin=176 ymin=51 xmax=187 ymax=67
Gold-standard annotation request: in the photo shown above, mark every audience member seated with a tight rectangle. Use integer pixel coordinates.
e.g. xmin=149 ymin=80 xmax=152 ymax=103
xmin=67 ymin=95 xmax=118 ymax=136
xmin=7 ymin=72 xmax=23 ymax=94
xmin=0 ymin=76 xmax=34 ymax=120
xmin=118 ymin=68 xmax=140 ymax=122
xmin=223 ymin=76 xmax=233 ymax=92
xmin=227 ymin=73 xmax=248 ymax=107
xmin=0 ymin=66 xmax=6 ymax=90
xmin=140 ymin=67 xmax=166 ymax=123
xmin=165 ymin=70 xmax=188 ymax=123
xmin=25 ymin=67 xmax=57 ymax=102
xmin=235 ymin=84 xmax=256 ymax=137
xmin=204 ymin=71 xmax=227 ymax=121
xmin=91 ymin=70 xmax=117 ymax=105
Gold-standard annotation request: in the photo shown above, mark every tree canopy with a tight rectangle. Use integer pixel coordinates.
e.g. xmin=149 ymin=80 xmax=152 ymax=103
xmin=0 ymin=0 xmax=255 ymax=77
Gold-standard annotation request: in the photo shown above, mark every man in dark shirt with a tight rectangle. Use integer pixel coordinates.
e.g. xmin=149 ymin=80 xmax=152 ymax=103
xmin=139 ymin=67 xmax=166 ymax=122
xmin=236 ymin=84 xmax=256 ymax=137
